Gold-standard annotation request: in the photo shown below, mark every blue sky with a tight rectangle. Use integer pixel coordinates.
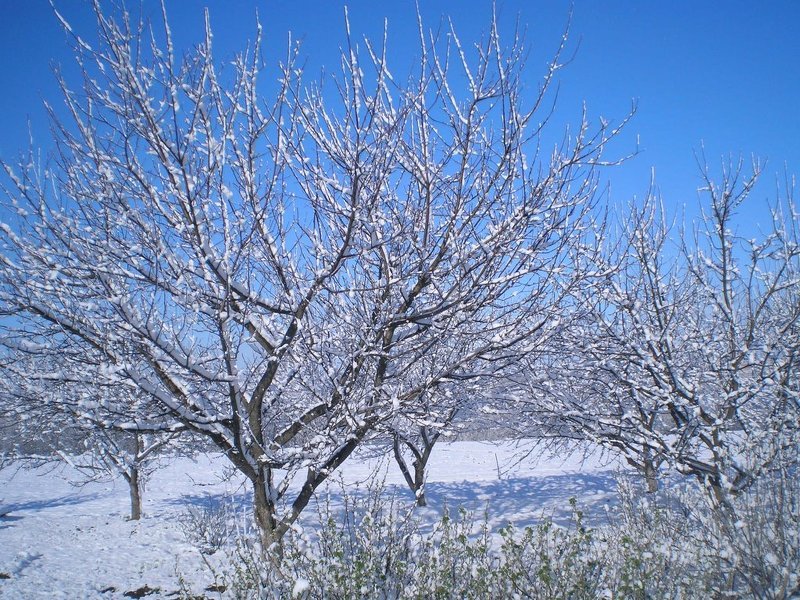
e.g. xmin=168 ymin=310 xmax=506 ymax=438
xmin=0 ymin=1 xmax=798 ymax=230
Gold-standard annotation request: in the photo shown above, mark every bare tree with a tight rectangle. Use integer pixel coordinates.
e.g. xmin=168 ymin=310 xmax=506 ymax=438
xmin=0 ymin=350 xmax=185 ymax=519
xmin=390 ymin=384 xmax=463 ymax=507
xmin=0 ymin=2 xmax=627 ymax=550
xmin=526 ymin=158 xmax=800 ymax=506
xmin=69 ymin=428 xmax=181 ymax=521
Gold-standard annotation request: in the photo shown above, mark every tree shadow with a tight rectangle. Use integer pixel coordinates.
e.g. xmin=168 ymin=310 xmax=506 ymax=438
xmin=422 ymin=472 xmax=619 ymax=528
xmin=166 ymin=469 xmax=621 ymax=540
xmin=0 ymin=493 xmax=103 ymax=515
xmin=165 ymin=490 xmax=250 ymax=511
xmin=0 ymin=514 xmax=24 ymax=530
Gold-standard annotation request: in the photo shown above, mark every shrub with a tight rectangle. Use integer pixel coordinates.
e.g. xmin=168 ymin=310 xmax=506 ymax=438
xmin=182 ymin=500 xmax=236 ymax=556
xmin=195 ymin=466 xmax=800 ymax=598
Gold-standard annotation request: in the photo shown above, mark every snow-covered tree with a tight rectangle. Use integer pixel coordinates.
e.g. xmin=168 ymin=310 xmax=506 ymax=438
xmin=390 ymin=360 xmax=541 ymax=506
xmin=389 ymin=384 xmax=463 ymax=507
xmin=69 ymin=428 xmax=181 ymax=521
xmin=0 ymin=3 xmax=627 ymax=549
xmin=525 ymin=158 xmax=800 ymax=505
xmin=0 ymin=350 xmax=185 ymax=519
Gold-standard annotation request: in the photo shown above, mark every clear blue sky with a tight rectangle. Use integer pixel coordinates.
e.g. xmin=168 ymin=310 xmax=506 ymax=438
xmin=1 ymin=1 xmax=798 ymax=229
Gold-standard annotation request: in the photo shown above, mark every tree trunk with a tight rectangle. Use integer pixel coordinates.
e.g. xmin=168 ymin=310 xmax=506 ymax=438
xmin=627 ymin=453 xmax=660 ymax=493
xmin=394 ymin=435 xmax=425 ymax=506
xmin=413 ymin=458 xmax=427 ymax=507
xmin=252 ymin=469 xmax=281 ymax=558
xmin=127 ymin=467 xmax=142 ymax=520
xmin=644 ymin=459 xmax=659 ymax=493
xmin=393 ymin=430 xmax=438 ymax=507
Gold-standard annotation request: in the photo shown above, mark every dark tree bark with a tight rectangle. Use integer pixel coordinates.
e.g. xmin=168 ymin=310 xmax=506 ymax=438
xmin=125 ymin=466 xmax=142 ymax=521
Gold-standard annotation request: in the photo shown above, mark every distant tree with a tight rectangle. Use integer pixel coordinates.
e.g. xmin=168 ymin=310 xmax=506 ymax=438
xmin=525 ymin=158 xmax=800 ymax=506
xmin=71 ymin=428 xmax=182 ymax=521
xmin=390 ymin=385 xmax=462 ymax=507
xmin=390 ymin=354 xmax=556 ymax=507
xmin=0 ymin=2 xmax=628 ymax=550
xmin=0 ymin=352 xmax=184 ymax=519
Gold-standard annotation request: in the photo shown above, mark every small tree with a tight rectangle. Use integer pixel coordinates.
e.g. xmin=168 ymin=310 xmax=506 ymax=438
xmin=391 ymin=368 xmax=530 ymax=506
xmin=0 ymin=351 xmax=185 ymax=519
xmin=71 ymin=428 xmax=182 ymax=521
xmin=390 ymin=386 xmax=461 ymax=507
xmin=0 ymin=2 xmax=627 ymax=549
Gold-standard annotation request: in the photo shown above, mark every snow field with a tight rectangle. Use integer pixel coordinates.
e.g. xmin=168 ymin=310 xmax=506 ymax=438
xmin=0 ymin=441 xmax=620 ymax=598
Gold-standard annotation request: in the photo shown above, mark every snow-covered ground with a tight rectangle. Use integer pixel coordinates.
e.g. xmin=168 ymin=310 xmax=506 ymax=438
xmin=0 ymin=441 xmax=623 ymax=598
